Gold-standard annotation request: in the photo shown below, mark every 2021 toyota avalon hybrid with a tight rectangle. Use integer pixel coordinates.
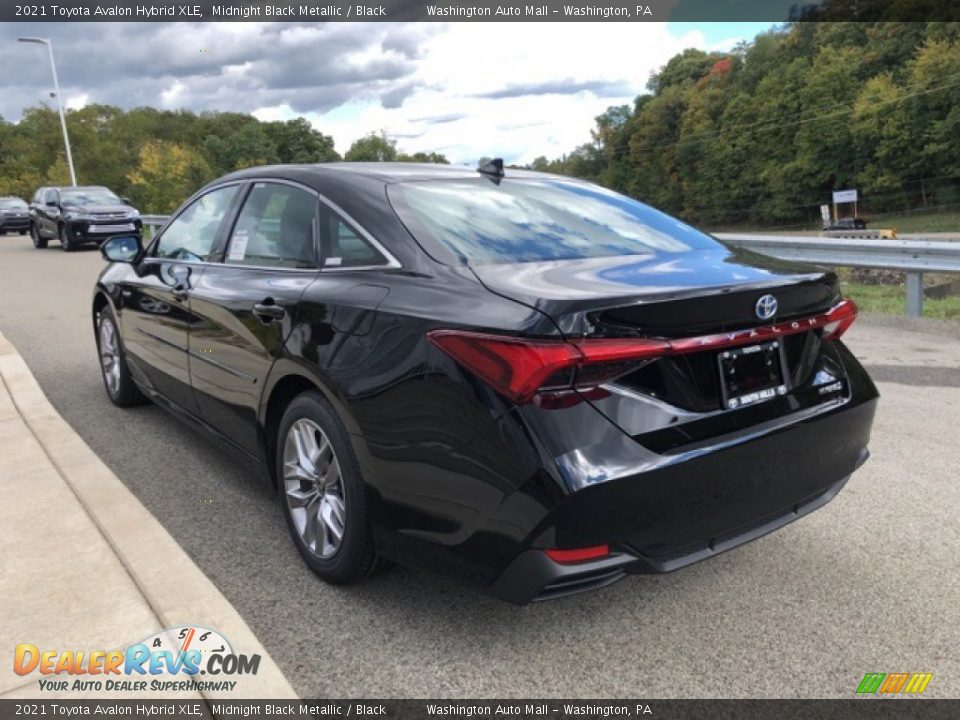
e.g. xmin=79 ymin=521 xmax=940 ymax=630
xmin=92 ymin=162 xmax=877 ymax=603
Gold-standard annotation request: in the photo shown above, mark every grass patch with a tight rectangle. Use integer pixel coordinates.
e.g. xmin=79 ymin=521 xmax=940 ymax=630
xmin=710 ymin=208 xmax=960 ymax=235
xmin=840 ymin=282 xmax=960 ymax=319
xmin=867 ymin=209 xmax=960 ymax=234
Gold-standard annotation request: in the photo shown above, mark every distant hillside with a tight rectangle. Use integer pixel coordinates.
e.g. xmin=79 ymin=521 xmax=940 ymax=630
xmin=531 ymin=20 xmax=960 ymax=226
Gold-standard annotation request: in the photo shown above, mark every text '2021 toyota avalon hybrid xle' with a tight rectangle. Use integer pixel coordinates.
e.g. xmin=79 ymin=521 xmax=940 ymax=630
xmin=92 ymin=162 xmax=877 ymax=603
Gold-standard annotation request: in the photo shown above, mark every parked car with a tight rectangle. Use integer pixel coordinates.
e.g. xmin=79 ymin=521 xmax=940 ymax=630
xmin=30 ymin=185 xmax=142 ymax=251
xmin=92 ymin=163 xmax=878 ymax=603
xmin=0 ymin=196 xmax=30 ymax=235
xmin=823 ymin=217 xmax=867 ymax=231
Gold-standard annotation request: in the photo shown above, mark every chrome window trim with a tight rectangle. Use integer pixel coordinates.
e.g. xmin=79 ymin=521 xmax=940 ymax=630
xmin=150 ymin=176 xmax=402 ymax=273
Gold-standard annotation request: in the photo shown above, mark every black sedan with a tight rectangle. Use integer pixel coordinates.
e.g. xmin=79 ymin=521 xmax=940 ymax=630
xmin=30 ymin=185 xmax=142 ymax=251
xmin=0 ymin=196 xmax=30 ymax=235
xmin=92 ymin=163 xmax=878 ymax=603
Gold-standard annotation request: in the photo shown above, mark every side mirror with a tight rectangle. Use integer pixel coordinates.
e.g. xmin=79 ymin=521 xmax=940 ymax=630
xmin=121 ymin=197 xmax=132 ymax=206
xmin=101 ymin=234 xmax=143 ymax=264
xmin=45 ymin=199 xmax=58 ymax=208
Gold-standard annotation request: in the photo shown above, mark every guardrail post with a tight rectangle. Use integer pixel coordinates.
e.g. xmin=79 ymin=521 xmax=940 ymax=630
xmin=906 ymin=271 xmax=924 ymax=318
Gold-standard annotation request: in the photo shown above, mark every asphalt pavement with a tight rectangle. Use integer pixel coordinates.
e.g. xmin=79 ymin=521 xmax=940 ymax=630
xmin=0 ymin=235 xmax=958 ymax=698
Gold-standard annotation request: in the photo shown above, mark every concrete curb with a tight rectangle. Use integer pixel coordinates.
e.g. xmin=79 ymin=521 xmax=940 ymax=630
xmin=0 ymin=329 xmax=298 ymax=700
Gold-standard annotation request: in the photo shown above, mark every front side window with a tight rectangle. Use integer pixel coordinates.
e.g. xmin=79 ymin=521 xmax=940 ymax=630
xmin=388 ymin=178 xmax=721 ymax=266
xmin=44 ymin=189 xmax=58 ymax=205
xmin=225 ymin=183 xmax=318 ymax=268
xmin=155 ymin=185 xmax=238 ymax=262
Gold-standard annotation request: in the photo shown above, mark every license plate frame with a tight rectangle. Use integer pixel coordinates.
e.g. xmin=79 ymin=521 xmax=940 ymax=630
xmin=718 ymin=340 xmax=788 ymax=410
xmin=88 ymin=223 xmax=135 ymax=233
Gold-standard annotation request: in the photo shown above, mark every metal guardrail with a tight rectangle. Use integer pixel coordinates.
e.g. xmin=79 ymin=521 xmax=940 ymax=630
xmin=141 ymin=214 xmax=168 ymax=239
xmin=716 ymin=233 xmax=960 ymax=317
xmin=139 ymin=215 xmax=957 ymax=317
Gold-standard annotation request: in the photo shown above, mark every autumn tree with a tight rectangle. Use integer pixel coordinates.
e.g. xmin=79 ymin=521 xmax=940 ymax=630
xmin=127 ymin=141 xmax=213 ymax=213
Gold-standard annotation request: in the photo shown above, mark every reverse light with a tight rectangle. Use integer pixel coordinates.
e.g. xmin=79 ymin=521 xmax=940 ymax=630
xmin=545 ymin=545 xmax=611 ymax=564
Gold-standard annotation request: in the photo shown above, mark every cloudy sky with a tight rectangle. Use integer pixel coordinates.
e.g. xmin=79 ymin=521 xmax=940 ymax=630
xmin=0 ymin=21 xmax=775 ymax=165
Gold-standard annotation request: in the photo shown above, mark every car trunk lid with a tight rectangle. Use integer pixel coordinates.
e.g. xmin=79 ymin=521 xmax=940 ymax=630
xmin=469 ymin=246 xmax=840 ymax=339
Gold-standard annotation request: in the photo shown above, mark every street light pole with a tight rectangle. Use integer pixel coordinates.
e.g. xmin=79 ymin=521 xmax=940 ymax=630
xmin=18 ymin=37 xmax=77 ymax=186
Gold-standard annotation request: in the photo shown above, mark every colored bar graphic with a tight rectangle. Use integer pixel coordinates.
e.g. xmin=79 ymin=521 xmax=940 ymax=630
xmin=904 ymin=673 xmax=933 ymax=694
xmin=856 ymin=673 xmax=886 ymax=694
xmin=856 ymin=672 xmax=932 ymax=695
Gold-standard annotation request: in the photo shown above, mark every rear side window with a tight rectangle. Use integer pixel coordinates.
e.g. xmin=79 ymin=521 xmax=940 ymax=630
xmin=388 ymin=178 xmax=720 ymax=266
xmin=225 ymin=183 xmax=318 ymax=268
xmin=155 ymin=185 xmax=237 ymax=262
xmin=319 ymin=206 xmax=389 ymax=269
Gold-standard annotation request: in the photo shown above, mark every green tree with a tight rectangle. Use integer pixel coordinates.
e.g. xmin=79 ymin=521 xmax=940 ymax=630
xmin=344 ymin=131 xmax=399 ymax=161
xmin=127 ymin=141 xmax=213 ymax=213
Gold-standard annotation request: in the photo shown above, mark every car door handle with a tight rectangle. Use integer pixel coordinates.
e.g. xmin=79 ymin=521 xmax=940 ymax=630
xmin=253 ymin=302 xmax=285 ymax=321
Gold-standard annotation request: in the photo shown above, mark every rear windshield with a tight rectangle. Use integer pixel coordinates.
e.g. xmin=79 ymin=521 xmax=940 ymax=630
xmin=388 ymin=178 xmax=720 ymax=265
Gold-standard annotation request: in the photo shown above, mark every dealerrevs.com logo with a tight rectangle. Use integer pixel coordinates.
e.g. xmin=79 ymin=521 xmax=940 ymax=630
xmin=13 ymin=626 xmax=261 ymax=693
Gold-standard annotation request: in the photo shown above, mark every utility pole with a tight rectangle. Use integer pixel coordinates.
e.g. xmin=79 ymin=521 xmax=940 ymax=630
xmin=18 ymin=37 xmax=77 ymax=186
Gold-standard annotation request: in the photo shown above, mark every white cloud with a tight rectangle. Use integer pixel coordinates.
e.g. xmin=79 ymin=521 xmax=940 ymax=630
xmin=293 ymin=22 xmax=710 ymax=164
xmin=65 ymin=93 xmax=89 ymax=110
xmin=1 ymin=20 xmax=742 ymax=165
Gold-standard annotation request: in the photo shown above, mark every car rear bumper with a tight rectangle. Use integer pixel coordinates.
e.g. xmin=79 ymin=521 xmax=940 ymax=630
xmin=486 ymin=391 xmax=876 ymax=603
xmin=489 ymin=450 xmax=865 ymax=603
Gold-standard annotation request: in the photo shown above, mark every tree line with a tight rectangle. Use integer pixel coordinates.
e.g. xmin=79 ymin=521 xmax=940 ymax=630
xmin=530 ymin=20 xmax=960 ymax=227
xmin=0 ymin=109 xmax=447 ymax=213
xmin=2 ymin=17 xmax=958 ymax=224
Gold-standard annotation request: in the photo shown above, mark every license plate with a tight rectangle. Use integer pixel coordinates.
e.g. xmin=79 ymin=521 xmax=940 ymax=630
xmin=88 ymin=223 xmax=135 ymax=233
xmin=718 ymin=341 xmax=787 ymax=410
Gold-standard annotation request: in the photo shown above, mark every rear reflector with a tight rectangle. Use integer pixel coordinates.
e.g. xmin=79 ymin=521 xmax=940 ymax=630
xmin=545 ymin=545 xmax=611 ymax=564
xmin=427 ymin=299 xmax=858 ymax=404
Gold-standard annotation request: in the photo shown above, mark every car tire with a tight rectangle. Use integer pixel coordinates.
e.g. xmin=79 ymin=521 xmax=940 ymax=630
xmin=96 ymin=306 xmax=146 ymax=407
xmin=277 ymin=391 xmax=379 ymax=585
xmin=59 ymin=224 xmax=76 ymax=252
xmin=30 ymin=223 xmax=47 ymax=249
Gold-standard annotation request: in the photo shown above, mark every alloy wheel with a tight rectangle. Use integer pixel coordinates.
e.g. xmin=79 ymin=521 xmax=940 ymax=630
xmin=282 ymin=419 xmax=346 ymax=559
xmin=99 ymin=318 xmax=122 ymax=397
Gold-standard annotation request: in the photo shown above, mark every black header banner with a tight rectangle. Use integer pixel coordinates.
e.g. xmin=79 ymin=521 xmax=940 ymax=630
xmin=0 ymin=700 xmax=956 ymax=720
xmin=5 ymin=0 xmax=960 ymax=22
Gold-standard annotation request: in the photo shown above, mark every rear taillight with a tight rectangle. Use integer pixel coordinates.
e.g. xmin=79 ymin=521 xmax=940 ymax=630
xmin=428 ymin=299 xmax=858 ymax=404
xmin=820 ymin=298 xmax=858 ymax=340
xmin=426 ymin=330 xmax=662 ymax=404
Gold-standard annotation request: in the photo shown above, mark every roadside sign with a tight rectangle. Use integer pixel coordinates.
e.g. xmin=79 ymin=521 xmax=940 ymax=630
xmin=832 ymin=189 xmax=858 ymax=203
